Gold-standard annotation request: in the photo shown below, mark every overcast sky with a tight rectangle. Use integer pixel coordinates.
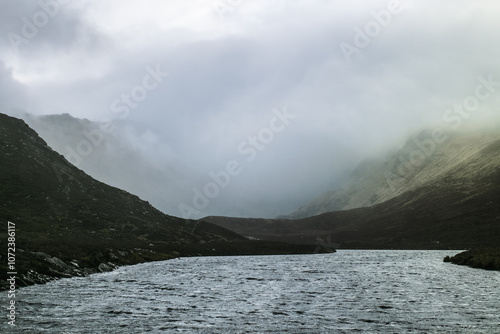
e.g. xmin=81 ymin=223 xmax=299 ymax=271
xmin=1 ymin=0 xmax=500 ymax=218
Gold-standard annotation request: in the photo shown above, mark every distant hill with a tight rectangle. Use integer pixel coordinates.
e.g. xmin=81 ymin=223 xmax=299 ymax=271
xmin=0 ymin=114 xmax=314 ymax=288
xmin=282 ymin=129 xmax=500 ymax=219
xmin=204 ymin=128 xmax=500 ymax=249
xmin=20 ymin=112 xmax=189 ymax=217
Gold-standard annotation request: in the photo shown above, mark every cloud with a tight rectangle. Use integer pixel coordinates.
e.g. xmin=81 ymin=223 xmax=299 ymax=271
xmin=0 ymin=60 xmax=27 ymax=112
xmin=1 ymin=0 xmax=500 ymax=218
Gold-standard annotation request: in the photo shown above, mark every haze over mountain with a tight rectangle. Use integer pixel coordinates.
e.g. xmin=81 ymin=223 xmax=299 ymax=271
xmin=2 ymin=1 xmax=500 ymax=219
xmin=0 ymin=113 xmax=314 ymax=287
xmin=204 ymin=126 xmax=500 ymax=249
xmin=20 ymin=112 xmax=193 ymax=217
xmin=283 ymin=126 xmax=500 ymax=219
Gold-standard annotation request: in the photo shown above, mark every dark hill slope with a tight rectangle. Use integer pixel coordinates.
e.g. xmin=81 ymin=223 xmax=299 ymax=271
xmin=205 ymin=138 xmax=500 ymax=249
xmin=0 ymin=114 xmax=313 ymax=288
xmin=445 ymin=248 xmax=500 ymax=271
xmin=284 ymin=130 xmax=500 ymax=219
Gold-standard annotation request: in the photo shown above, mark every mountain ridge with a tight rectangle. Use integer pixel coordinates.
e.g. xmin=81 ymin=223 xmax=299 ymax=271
xmin=19 ymin=112 xmax=190 ymax=217
xmin=281 ymin=128 xmax=500 ymax=219
xmin=205 ymin=128 xmax=500 ymax=249
xmin=0 ymin=113 xmax=316 ymax=289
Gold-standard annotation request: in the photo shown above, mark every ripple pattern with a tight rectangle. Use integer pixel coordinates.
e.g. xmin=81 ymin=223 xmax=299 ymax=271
xmin=2 ymin=250 xmax=499 ymax=333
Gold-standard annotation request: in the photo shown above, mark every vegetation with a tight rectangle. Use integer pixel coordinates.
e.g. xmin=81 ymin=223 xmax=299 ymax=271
xmin=444 ymin=248 xmax=500 ymax=271
xmin=0 ymin=114 xmax=316 ymax=290
xmin=205 ymin=137 xmax=500 ymax=249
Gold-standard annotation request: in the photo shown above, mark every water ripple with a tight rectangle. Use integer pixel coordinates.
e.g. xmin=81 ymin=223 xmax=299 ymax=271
xmin=1 ymin=251 xmax=499 ymax=333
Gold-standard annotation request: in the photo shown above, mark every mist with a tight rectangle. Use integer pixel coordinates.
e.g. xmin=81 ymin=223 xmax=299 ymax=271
xmin=1 ymin=0 xmax=500 ymax=219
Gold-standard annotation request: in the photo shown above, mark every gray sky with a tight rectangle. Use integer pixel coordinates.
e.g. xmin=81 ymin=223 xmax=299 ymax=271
xmin=1 ymin=0 xmax=500 ymax=218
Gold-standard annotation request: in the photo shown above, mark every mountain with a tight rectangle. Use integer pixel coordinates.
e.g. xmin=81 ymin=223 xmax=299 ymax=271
xmin=204 ymin=128 xmax=500 ymax=249
xmin=19 ymin=112 xmax=190 ymax=217
xmin=0 ymin=113 xmax=314 ymax=289
xmin=283 ymin=128 xmax=500 ymax=219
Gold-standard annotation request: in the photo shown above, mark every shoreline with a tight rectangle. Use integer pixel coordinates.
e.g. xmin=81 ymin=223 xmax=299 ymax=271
xmin=6 ymin=247 xmax=498 ymax=291
xmin=444 ymin=248 xmax=500 ymax=271
xmin=0 ymin=240 xmax=320 ymax=291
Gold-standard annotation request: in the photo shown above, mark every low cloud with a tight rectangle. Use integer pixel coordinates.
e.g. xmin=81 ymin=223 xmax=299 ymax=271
xmin=1 ymin=0 xmax=500 ymax=218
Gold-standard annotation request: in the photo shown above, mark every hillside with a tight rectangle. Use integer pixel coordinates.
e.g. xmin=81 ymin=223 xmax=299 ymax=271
xmin=444 ymin=248 xmax=500 ymax=271
xmin=20 ymin=112 xmax=188 ymax=217
xmin=204 ymin=129 xmax=500 ymax=249
xmin=283 ymin=129 xmax=500 ymax=219
xmin=0 ymin=114 xmax=314 ymax=288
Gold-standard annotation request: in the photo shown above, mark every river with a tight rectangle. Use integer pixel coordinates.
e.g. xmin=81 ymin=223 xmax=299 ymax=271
xmin=2 ymin=250 xmax=499 ymax=333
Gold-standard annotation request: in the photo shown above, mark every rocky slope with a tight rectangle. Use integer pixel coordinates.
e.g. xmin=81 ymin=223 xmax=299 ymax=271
xmin=283 ymin=129 xmax=500 ymax=219
xmin=0 ymin=114 xmax=314 ymax=289
xmin=204 ymin=128 xmax=500 ymax=249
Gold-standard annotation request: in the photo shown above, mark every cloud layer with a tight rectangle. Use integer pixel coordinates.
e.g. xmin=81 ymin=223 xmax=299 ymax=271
xmin=2 ymin=0 xmax=500 ymax=218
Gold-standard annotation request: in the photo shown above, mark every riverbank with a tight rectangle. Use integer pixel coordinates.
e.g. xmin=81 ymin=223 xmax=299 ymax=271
xmin=6 ymin=251 xmax=499 ymax=333
xmin=0 ymin=114 xmax=321 ymax=291
xmin=444 ymin=248 xmax=500 ymax=271
xmin=0 ymin=240 xmax=319 ymax=291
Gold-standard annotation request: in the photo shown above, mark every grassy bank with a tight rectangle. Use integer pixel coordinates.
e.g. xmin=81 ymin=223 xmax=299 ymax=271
xmin=444 ymin=248 xmax=500 ymax=271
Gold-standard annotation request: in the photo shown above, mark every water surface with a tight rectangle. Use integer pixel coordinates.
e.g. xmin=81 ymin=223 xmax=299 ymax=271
xmin=2 ymin=250 xmax=499 ymax=333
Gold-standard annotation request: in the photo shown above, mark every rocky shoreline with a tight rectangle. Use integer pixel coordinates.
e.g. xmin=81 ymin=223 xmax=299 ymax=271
xmin=0 ymin=240 xmax=319 ymax=291
xmin=0 ymin=114 xmax=320 ymax=291
xmin=444 ymin=248 xmax=500 ymax=271
xmin=0 ymin=247 xmax=178 ymax=291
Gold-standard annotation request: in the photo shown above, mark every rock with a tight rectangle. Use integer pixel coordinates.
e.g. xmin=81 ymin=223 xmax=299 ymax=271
xmin=21 ymin=270 xmax=56 ymax=285
xmin=48 ymin=267 xmax=73 ymax=278
xmin=32 ymin=251 xmax=52 ymax=259
xmin=46 ymin=256 xmax=72 ymax=270
xmin=32 ymin=252 xmax=76 ymax=274
xmin=83 ymin=268 xmax=98 ymax=275
xmin=98 ymin=263 xmax=113 ymax=272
